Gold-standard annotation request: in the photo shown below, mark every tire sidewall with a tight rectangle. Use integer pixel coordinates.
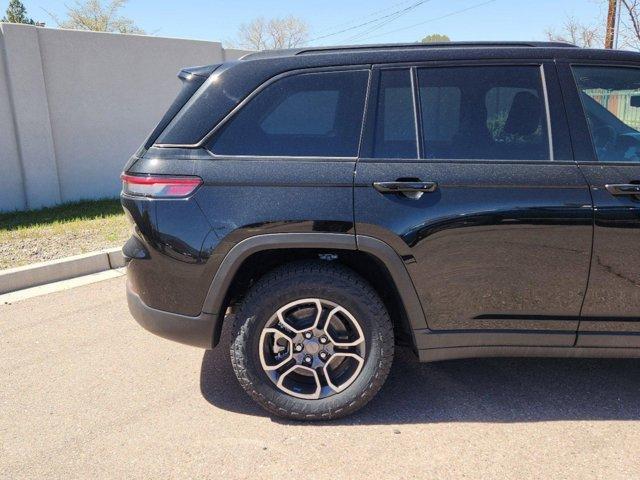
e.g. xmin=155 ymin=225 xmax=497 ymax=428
xmin=232 ymin=268 xmax=391 ymax=418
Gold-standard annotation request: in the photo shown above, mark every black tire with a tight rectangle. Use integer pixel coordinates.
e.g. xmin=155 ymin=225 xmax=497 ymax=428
xmin=229 ymin=260 xmax=394 ymax=420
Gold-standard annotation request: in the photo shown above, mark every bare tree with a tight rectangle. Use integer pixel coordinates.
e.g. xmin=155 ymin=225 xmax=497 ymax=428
xmin=231 ymin=16 xmax=309 ymax=50
xmin=545 ymin=16 xmax=603 ymax=47
xmin=47 ymin=0 xmax=145 ymax=34
xmin=619 ymin=0 xmax=640 ymax=49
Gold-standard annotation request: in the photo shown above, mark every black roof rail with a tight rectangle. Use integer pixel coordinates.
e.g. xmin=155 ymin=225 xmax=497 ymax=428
xmin=240 ymin=41 xmax=579 ymax=61
xmin=295 ymin=41 xmax=578 ymax=55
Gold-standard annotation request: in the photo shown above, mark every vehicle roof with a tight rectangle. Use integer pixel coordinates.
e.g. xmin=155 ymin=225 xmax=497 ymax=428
xmin=155 ymin=41 xmax=640 ymax=146
xmin=240 ymin=41 xmax=578 ymax=60
xmin=238 ymin=41 xmax=640 ymax=65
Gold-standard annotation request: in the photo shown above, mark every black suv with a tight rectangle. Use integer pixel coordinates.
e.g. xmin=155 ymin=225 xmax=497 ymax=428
xmin=122 ymin=42 xmax=640 ymax=420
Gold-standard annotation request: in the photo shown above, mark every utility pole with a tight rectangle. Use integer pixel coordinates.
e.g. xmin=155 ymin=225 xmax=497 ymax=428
xmin=614 ymin=0 xmax=623 ymax=49
xmin=605 ymin=0 xmax=618 ymax=49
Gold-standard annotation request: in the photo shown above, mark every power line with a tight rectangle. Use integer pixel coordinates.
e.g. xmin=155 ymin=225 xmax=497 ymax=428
xmin=308 ymin=0 xmax=431 ymax=43
xmin=312 ymin=0 xmax=419 ymax=35
xmin=355 ymin=0 xmax=498 ymax=43
xmin=343 ymin=14 xmax=411 ymax=43
xmin=343 ymin=2 xmax=434 ymax=43
xmin=358 ymin=0 xmax=497 ymax=42
xmin=309 ymin=0 xmax=430 ymax=42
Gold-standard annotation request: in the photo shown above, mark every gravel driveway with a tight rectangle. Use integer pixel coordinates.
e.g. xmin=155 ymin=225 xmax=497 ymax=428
xmin=1 ymin=276 xmax=639 ymax=479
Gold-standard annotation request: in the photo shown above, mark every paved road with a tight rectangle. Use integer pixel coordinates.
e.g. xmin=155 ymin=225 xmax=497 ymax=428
xmin=2 ymin=276 xmax=640 ymax=479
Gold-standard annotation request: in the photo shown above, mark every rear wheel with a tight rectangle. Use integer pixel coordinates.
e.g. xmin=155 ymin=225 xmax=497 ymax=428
xmin=230 ymin=261 xmax=394 ymax=420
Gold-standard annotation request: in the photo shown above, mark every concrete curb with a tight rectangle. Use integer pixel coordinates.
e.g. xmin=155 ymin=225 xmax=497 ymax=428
xmin=0 ymin=248 xmax=125 ymax=294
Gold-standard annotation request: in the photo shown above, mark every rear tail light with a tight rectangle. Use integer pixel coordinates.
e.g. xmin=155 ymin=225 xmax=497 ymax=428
xmin=121 ymin=174 xmax=202 ymax=198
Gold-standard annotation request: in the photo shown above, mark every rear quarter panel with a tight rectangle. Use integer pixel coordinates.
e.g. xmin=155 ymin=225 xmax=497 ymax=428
xmin=124 ymin=154 xmax=355 ymax=316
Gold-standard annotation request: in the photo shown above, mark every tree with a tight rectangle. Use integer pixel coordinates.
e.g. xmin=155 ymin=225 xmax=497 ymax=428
xmin=2 ymin=0 xmax=36 ymax=24
xmin=619 ymin=0 xmax=640 ymax=50
xmin=545 ymin=16 xmax=602 ymax=48
xmin=231 ymin=16 xmax=309 ymax=50
xmin=48 ymin=0 xmax=145 ymax=34
xmin=421 ymin=33 xmax=451 ymax=43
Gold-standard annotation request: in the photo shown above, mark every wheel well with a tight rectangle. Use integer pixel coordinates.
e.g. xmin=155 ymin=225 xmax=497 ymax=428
xmin=220 ymin=248 xmax=414 ymax=346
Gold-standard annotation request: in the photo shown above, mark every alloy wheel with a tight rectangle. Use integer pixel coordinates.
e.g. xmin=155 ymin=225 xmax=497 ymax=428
xmin=258 ymin=298 xmax=366 ymax=400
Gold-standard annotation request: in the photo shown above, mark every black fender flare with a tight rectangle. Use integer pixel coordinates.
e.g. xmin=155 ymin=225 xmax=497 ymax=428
xmin=202 ymin=233 xmax=428 ymax=346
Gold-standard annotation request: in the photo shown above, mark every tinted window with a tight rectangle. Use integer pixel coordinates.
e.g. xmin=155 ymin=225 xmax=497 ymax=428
xmin=260 ymin=90 xmax=340 ymax=135
xmin=372 ymin=69 xmax=417 ymax=158
xmin=417 ymin=66 xmax=550 ymax=160
xmin=209 ymin=70 xmax=369 ymax=157
xmin=573 ymin=66 xmax=640 ymax=163
xmin=420 ymin=86 xmax=461 ymax=143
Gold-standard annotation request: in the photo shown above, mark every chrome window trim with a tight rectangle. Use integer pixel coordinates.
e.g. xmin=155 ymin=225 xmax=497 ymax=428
xmin=355 ymin=65 xmax=375 ymax=159
xmin=540 ymin=64 xmax=555 ymax=161
xmin=405 ymin=61 xmax=555 ymax=163
xmin=410 ymin=66 xmax=422 ymax=159
xmin=156 ymin=60 xmax=558 ymax=164
xmin=155 ymin=65 xmax=372 ymax=160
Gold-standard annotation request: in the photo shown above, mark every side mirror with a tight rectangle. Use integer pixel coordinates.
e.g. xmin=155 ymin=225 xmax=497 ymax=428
xmin=630 ymin=95 xmax=640 ymax=108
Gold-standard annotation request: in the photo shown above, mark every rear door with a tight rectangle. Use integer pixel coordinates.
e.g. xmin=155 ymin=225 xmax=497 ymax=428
xmin=558 ymin=62 xmax=640 ymax=348
xmin=355 ymin=61 xmax=593 ymax=348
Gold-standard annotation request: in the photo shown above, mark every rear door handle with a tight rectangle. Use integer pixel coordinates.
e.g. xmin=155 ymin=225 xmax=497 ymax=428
xmin=373 ymin=181 xmax=438 ymax=194
xmin=605 ymin=184 xmax=640 ymax=195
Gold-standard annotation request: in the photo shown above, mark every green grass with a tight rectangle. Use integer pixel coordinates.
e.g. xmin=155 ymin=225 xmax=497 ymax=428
xmin=0 ymin=199 xmax=130 ymax=270
xmin=0 ymin=198 xmax=125 ymax=232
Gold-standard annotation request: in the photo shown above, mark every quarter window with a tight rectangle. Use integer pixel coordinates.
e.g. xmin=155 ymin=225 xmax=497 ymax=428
xmin=209 ymin=70 xmax=369 ymax=157
xmin=417 ymin=66 xmax=550 ymax=161
xmin=573 ymin=66 xmax=640 ymax=163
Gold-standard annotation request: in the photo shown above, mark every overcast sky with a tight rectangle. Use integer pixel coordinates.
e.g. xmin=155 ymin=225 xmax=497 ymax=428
xmin=16 ymin=0 xmax=604 ymax=46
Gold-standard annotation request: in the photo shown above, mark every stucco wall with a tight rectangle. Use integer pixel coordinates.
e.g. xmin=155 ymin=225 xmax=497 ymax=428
xmin=0 ymin=24 xmax=248 ymax=212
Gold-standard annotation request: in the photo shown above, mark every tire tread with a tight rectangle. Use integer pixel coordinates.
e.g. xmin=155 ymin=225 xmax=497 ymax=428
xmin=229 ymin=260 xmax=394 ymax=420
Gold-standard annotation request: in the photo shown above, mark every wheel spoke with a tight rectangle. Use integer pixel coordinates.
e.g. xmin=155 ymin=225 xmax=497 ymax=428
xmin=268 ymin=328 xmax=291 ymax=352
xmin=259 ymin=328 xmax=293 ymax=371
xmin=276 ymin=365 xmax=321 ymax=399
xmin=315 ymin=306 xmax=332 ymax=331
xmin=276 ymin=310 xmax=296 ymax=333
xmin=276 ymin=298 xmax=323 ymax=333
xmin=323 ymin=352 xmax=364 ymax=393
xmin=323 ymin=306 xmax=365 ymax=347
xmin=260 ymin=298 xmax=366 ymax=400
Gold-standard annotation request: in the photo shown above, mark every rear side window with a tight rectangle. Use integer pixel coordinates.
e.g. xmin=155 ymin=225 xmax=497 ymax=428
xmin=573 ymin=66 xmax=640 ymax=163
xmin=417 ymin=66 xmax=550 ymax=161
xmin=372 ymin=69 xmax=417 ymax=158
xmin=420 ymin=85 xmax=461 ymax=143
xmin=209 ymin=70 xmax=369 ymax=157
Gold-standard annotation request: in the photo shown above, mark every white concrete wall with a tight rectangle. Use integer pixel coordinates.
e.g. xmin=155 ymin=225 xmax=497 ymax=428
xmin=0 ymin=27 xmax=26 ymax=212
xmin=0 ymin=24 xmax=248 ymax=212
